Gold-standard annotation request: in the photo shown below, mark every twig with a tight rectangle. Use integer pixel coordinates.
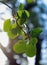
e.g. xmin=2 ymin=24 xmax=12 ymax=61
xmin=0 ymin=1 xmax=12 ymax=9
xmin=16 ymin=19 xmax=27 ymax=35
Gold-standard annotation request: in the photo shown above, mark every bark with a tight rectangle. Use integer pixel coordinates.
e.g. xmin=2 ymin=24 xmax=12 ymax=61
xmin=0 ymin=36 xmax=19 ymax=65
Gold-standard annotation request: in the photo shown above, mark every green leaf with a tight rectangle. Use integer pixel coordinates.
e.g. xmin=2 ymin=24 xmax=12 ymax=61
xmin=30 ymin=37 xmax=38 ymax=46
xmin=31 ymin=27 xmax=42 ymax=37
xmin=13 ymin=40 xmax=26 ymax=54
xmin=8 ymin=30 xmax=17 ymax=39
xmin=25 ymin=44 xmax=36 ymax=57
xmin=19 ymin=12 xmax=27 ymax=25
xmin=18 ymin=3 xmax=24 ymax=10
xmin=3 ymin=19 xmax=11 ymax=32
xmin=24 ymin=10 xmax=30 ymax=17
xmin=11 ymin=23 xmax=17 ymax=29
xmin=17 ymin=10 xmax=29 ymax=25
xmin=11 ymin=28 xmax=17 ymax=34
xmin=16 ymin=26 xmax=22 ymax=35
xmin=17 ymin=10 xmax=23 ymax=17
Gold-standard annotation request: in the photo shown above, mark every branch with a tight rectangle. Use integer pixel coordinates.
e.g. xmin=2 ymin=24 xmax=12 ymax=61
xmin=0 ymin=43 xmax=15 ymax=60
xmin=0 ymin=1 xmax=12 ymax=9
xmin=0 ymin=43 xmax=9 ymax=57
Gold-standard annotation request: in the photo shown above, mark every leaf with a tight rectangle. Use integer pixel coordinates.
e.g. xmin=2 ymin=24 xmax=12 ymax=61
xmin=24 ymin=10 xmax=30 ymax=17
xmin=16 ymin=26 xmax=22 ymax=35
xmin=19 ymin=12 xmax=27 ymax=25
xmin=31 ymin=27 xmax=42 ymax=37
xmin=18 ymin=3 xmax=24 ymax=10
xmin=11 ymin=28 xmax=17 ymax=34
xmin=13 ymin=40 xmax=26 ymax=54
xmin=17 ymin=10 xmax=23 ymax=17
xmin=11 ymin=23 xmax=17 ymax=29
xmin=3 ymin=19 xmax=11 ymax=32
xmin=30 ymin=37 xmax=38 ymax=46
xmin=8 ymin=30 xmax=17 ymax=39
xmin=17 ymin=10 xmax=30 ymax=25
xmin=25 ymin=44 xmax=36 ymax=57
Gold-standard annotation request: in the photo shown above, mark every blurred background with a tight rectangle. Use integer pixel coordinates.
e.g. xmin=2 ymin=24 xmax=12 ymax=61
xmin=0 ymin=0 xmax=47 ymax=65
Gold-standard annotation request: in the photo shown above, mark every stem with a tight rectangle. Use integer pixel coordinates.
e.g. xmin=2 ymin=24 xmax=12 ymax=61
xmin=0 ymin=1 xmax=12 ymax=9
xmin=16 ymin=19 xmax=27 ymax=35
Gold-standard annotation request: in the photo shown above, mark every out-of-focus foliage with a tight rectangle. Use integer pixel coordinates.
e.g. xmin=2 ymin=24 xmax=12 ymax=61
xmin=31 ymin=27 xmax=42 ymax=37
xmin=26 ymin=0 xmax=33 ymax=3
xmin=26 ymin=0 xmax=36 ymax=3
xmin=29 ymin=12 xmax=39 ymax=27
